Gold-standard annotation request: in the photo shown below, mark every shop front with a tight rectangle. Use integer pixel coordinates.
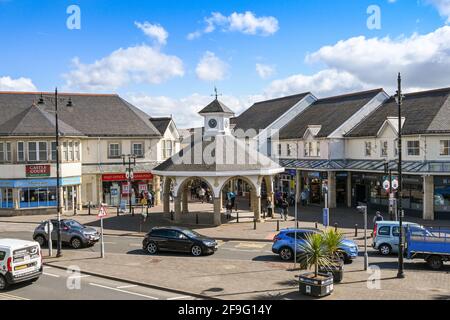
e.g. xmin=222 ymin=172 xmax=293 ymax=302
xmin=0 ymin=176 xmax=81 ymax=215
xmin=102 ymin=172 xmax=153 ymax=206
xmin=351 ymin=173 xmax=423 ymax=217
xmin=300 ymin=171 xmax=328 ymax=205
xmin=435 ymin=176 xmax=450 ymax=220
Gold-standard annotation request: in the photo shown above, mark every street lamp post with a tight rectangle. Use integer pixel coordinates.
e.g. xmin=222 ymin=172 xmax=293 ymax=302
xmin=395 ymin=73 xmax=405 ymax=279
xmin=122 ymin=154 xmax=136 ymax=216
xmin=38 ymin=88 xmax=67 ymax=258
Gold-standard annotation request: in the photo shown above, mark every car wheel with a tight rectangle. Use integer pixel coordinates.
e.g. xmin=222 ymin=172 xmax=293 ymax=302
xmin=34 ymin=235 xmax=46 ymax=247
xmin=379 ymin=244 xmax=391 ymax=256
xmin=279 ymin=247 xmax=293 ymax=261
xmin=146 ymin=242 xmax=158 ymax=255
xmin=0 ymin=275 xmax=8 ymax=291
xmin=191 ymin=245 xmax=203 ymax=257
xmin=427 ymin=255 xmax=444 ymax=270
xmin=70 ymin=237 xmax=83 ymax=249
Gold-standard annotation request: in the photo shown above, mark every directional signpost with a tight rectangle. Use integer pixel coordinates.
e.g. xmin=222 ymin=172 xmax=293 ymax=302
xmin=44 ymin=220 xmax=54 ymax=257
xmin=98 ymin=204 xmax=108 ymax=258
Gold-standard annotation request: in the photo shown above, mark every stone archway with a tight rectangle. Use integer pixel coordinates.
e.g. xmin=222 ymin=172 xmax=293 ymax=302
xmin=162 ymin=176 xmax=175 ymax=214
xmin=175 ymin=176 xmax=216 ymax=215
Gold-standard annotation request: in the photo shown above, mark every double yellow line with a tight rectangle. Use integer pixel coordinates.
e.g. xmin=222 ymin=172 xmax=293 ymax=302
xmin=0 ymin=292 xmax=29 ymax=300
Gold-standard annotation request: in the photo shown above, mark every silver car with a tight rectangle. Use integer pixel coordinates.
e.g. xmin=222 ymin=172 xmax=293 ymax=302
xmin=372 ymin=221 xmax=426 ymax=255
xmin=33 ymin=219 xmax=100 ymax=249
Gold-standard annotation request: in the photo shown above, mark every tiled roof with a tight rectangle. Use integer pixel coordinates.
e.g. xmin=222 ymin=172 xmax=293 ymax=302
xmin=232 ymin=93 xmax=310 ymax=132
xmin=198 ymin=99 xmax=234 ymax=115
xmin=279 ymin=89 xmax=384 ymax=139
xmin=0 ymin=92 xmax=161 ymax=137
xmin=346 ymin=87 xmax=450 ymax=137
xmin=150 ymin=117 xmax=172 ymax=135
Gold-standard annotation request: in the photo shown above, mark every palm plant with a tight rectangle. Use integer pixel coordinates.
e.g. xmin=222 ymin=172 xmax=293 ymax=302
xmin=297 ymin=232 xmax=334 ymax=278
xmin=322 ymin=229 xmax=345 ymax=262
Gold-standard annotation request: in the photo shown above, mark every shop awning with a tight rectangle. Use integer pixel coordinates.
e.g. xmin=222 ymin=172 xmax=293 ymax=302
xmin=280 ymin=159 xmax=450 ymax=174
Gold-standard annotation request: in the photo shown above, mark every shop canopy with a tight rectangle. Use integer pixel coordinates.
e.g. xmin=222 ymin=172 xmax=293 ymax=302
xmin=280 ymin=159 xmax=450 ymax=174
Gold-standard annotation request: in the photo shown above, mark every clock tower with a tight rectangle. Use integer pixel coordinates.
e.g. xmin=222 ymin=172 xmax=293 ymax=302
xmin=198 ymin=97 xmax=235 ymax=138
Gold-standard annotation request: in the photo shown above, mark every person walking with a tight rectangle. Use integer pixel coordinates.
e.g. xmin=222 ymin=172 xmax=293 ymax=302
xmin=140 ymin=194 xmax=147 ymax=214
xmin=147 ymin=192 xmax=153 ymax=208
xmin=301 ymin=190 xmax=308 ymax=207
xmin=198 ymin=187 xmax=206 ymax=203
xmin=373 ymin=211 xmax=384 ymax=224
xmin=281 ymin=198 xmax=289 ymax=221
xmin=267 ymin=199 xmax=273 ymax=218
xmin=226 ymin=200 xmax=233 ymax=220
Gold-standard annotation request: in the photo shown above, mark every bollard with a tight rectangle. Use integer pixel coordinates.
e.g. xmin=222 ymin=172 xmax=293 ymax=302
xmin=117 ymin=206 xmax=119 ymax=217
xmin=254 ymin=218 xmax=257 ymax=230
xmin=355 ymin=224 xmax=358 ymax=237
xmin=277 ymin=219 xmax=280 ymax=231
xmin=196 ymin=213 xmax=199 ymax=225
xmin=315 ymin=222 xmax=318 ymax=229
xmin=170 ymin=210 xmax=174 ymax=221
xmin=334 ymin=223 xmax=338 ymax=232
xmin=88 ymin=203 xmax=91 ymax=216
xmin=263 ymin=210 xmax=266 ymax=219
xmin=236 ymin=212 xmax=239 ymax=223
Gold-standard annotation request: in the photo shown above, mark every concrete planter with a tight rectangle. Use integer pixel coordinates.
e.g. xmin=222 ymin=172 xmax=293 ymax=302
xmin=299 ymin=272 xmax=334 ymax=298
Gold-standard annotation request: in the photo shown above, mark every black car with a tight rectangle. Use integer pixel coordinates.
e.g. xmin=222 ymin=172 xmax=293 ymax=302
xmin=142 ymin=227 xmax=218 ymax=256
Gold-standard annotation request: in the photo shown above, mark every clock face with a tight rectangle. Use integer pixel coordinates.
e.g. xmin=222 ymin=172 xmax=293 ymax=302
xmin=208 ymin=118 xmax=218 ymax=128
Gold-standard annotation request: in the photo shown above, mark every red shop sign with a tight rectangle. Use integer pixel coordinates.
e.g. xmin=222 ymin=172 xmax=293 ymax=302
xmin=26 ymin=165 xmax=51 ymax=177
xmin=102 ymin=172 xmax=153 ymax=182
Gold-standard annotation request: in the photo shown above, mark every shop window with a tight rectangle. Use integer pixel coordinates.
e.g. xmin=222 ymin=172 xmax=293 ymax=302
xmin=68 ymin=141 xmax=74 ymax=161
xmin=440 ymin=140 xmax=450 ymax=156
xmin=407 ymin=141 xmax=420 ymax=156
xmin=0 ymin=188 xmax=13 ymax=209
xmin=365 ymin=142 xmax=372 ymax=156
xmin=63 ymin=142 xmax=68 ymax=161
xmin=28 ymin=142 xmax=37 ymax=161
xmin=435 ymin=177 xmax=450 ymax=212
xmin=287 ymin=144 xmax=291 ymax=157
xmin=108 ymin=143 xmax=121 ymax=158
xmin=132 ymin=142 xmax=144 ymax=158
xmin=20 ymin=187 xmax=57 ymax=208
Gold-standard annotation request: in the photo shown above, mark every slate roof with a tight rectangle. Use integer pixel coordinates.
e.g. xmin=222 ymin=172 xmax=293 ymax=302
xmin=153 ymin=135 xmax=283 ymax=173
xmin=150 ymin=117 xmax=172 ymax=135
xmin=198 ymin=99 xmax=234 ymax=115
xmin=279 ymin=89 xmax=384 ymax=139
xmin=0 ymin=92 xmax=161 ymax=137
xmin=346 ymin=87 xmax=450 ymax=137
xmin=232 ymin=93 xmax=310 ymax=132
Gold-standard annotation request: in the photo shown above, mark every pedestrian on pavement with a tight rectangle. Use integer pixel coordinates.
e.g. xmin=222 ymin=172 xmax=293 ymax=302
xmin=373 ymin=211 xmax=384 ymax=224
xmin=267 ymin=199 xmax=273 ymax=218
xmin=147 ymin=192 xmax=153 ymax=208
xmin=281 ymin=198 xmax=289 ymax=221
xmin=301 ymin=190 xmax=308 ymax=207
xmin=198 ymin=187 xmax=206 ymax=203
xmin=226 ymin=200 xmax=233 ymax=219
xmin=140 ymin=194 xmax=147 ymax=213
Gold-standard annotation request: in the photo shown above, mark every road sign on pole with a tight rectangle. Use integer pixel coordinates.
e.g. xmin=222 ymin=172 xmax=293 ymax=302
xmin=383 ymin=180 xmax=390 ymax=192
xmin=98 ymin=204 xmax=108 ymax=258
xmin=391 ymin=178 xmax=399 ymax=190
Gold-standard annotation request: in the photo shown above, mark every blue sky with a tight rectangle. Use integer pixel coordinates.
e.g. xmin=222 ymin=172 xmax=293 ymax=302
xmin=1 ymin=0 xmax=449 ymax=127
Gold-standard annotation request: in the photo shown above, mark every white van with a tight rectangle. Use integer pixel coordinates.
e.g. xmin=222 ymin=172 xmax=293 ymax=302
xmin=0 ymin=239 xmax=42 ymax=290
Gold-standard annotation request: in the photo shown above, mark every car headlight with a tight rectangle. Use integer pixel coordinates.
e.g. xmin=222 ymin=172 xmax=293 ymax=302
xmin=203 ymin=240 xmax=215 ymax=246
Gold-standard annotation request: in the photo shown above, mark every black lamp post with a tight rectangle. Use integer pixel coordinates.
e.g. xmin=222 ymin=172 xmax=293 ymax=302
xmin=38 ymin=88 xmax=68 ymax=257
xmin=395 ymin=73 xmax=405 ymax=279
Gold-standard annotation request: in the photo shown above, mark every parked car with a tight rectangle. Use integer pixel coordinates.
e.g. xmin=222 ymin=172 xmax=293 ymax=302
xmin=0 ymin=239 xmax=42 ymax=290
xmin=33 ymin=219 xmax=100 ymax=249
xmin=372 ymin=221 xmax=430 ymax=255
xmin=142 ymin=227 xmax=218 ymax=257
xmin=272 ymin=228 xmax=359 ymax=263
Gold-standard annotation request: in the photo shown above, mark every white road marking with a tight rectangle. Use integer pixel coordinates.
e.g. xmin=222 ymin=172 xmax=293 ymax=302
xmin=70 ymin=274 xmax=91 ymax=279
xmin=167 ymin=295 xmax=191 ymax=300
xmin=43 ymin=272 xmax=60 ymax=278
xmin=0 ymin=293 xmax=29 ymax=300
xmin=89 ymin=283 xmax=159 ymax=300
xmin=116 ymin=285 xmax=138 ymax=289
xmin=235 ymin=242 xmax=267 ymax=249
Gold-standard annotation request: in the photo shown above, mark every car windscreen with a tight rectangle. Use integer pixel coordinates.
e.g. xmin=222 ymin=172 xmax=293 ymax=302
xmin=65 ymin=220 xmax=85 ymax=229
xmin=182 ymin=230 xmax=202 ymax=238
xmin=0 ymin=251 xmax=5 ymax=261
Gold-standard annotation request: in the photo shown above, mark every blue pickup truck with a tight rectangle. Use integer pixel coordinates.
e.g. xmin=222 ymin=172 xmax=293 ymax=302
xmin=406 ymin=226 xmax=450 ymax=270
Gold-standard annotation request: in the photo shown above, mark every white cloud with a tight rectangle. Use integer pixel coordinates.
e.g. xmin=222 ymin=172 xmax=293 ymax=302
xmin=64 ymin=45 xmax=184 ymax=91
xmin=188 ymin=11 xmax=279 ymax=39
xmin=127 ymin=93 xmax=251 ymax=128
xmin=305 ymin=26 xmax=450 ymax=90
xmin=0 ymin=76 xmax=37 ymax=91
xmin=195 ymin=51 xmax=229 ymax=81
xmin=256 ymin=63 xmax=275 ymax=79
xmin=426 ymin=0 xmax=450 ymax=23
xmin=135 ymin=21 xmax=168 ymax=45
xmin=264 ymin=69 xmax=369 ymax=98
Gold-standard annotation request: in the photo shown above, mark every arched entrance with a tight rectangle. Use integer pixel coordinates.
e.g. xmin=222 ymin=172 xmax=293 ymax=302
xmin=176 ymin=177 xmax=216 ymax=216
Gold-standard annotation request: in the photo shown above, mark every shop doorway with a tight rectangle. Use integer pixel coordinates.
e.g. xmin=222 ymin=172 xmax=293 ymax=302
xmin=309 ymin=178 xmax=322 ymax=205
xmin=354 ymin=184 xmax=367 ymax=205
xmin=336 ymin=174 xmax=347 ymax=206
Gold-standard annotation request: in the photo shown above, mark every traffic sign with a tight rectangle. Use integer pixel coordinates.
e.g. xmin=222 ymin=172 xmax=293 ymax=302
xmin=98 ymin=205 xmax=108 ymax=218
xmin=44 ymin=221 xmax=54 ymax=234
xmin=383 ymin=180 xmax=390 ymax=191
xmin=392 ymin=179 xmax=399 ymax=190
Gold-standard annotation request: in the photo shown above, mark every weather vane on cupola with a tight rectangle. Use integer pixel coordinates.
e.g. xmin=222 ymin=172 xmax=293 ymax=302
xmin=211 ymin=86 xmax=222 ymax=100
